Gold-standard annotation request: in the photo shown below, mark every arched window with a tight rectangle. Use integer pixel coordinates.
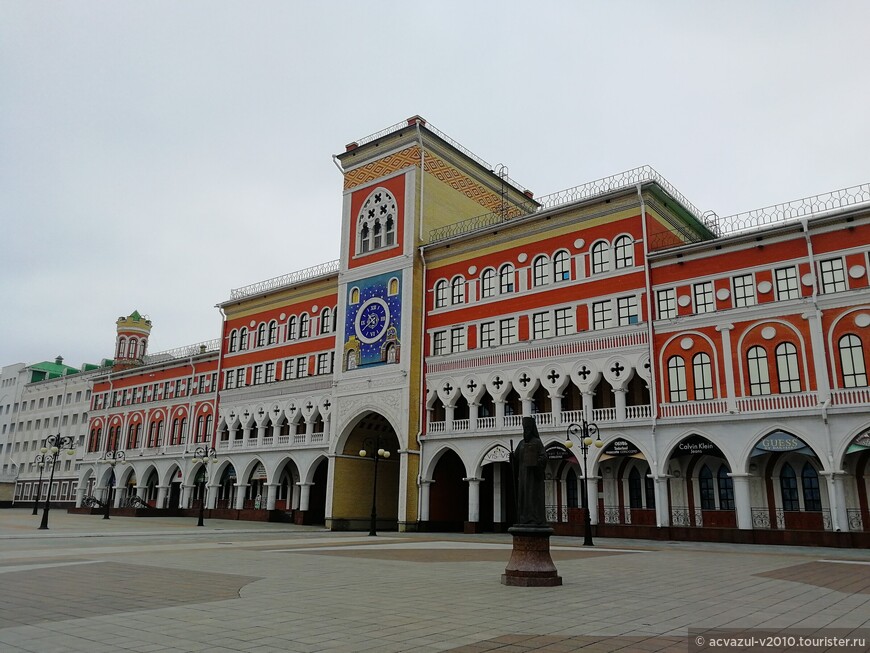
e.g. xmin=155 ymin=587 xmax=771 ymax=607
xmin=117 ymin=337 xmax=126 ymax=359
xmin=747 ymin=346 xmax=770 ymax=396
xmin=692 ymin=352 xmax=713 ymax=400
xmin=480 ymin=269 xmax=495 ymax=299
xmin=287 ymin=316 xmax=297 ymax=341
xmin=139 ymin=339 xmax=147 ymax=358
xmin=566 ymin=469 xmax=578 ymax=508
xmin=499 ymin=264 xmax=515 ymax=294
xmin=628 ymin=467 xmax=643 ymax=509
xmin=228 ymin=330 xmax=238 ymax=353
xmin=699 ymin=465 xmax=715 ymax=509
xmin=299 ymin=314 xmax=310 ymax=338
xmin=268 ymin=320 xmax=278 ymax=344
xmin=451 ymin=276 xmax=465 ymax=305
xmin=357 ymin=188 xmax=398 ymax=255
xmin=532 ymin=256 xmax=549 ymax=287
xmin=239 ymin=327 xmax=248 ymax=351
xmin=385 ymin=215 xmax=395 ymax=246
xmin=359 ymin=223 xmax=371 ymax=253
xmin=320 ymin=308 xmax=332 ymax=335
xmin=256 ymin=323 xmax=266 ymax=348
xmin=591 ymin=241 xmax=610 ymax=274
xmin=434 ymin=280 xmax=448 ymax=308
xmin=614 ymin=235 xmax=634 ymax=269
xmin=775 ymin=342 xmax=801 ymax=393
xmin=553 ymin=250 xmax=570 ymax=282
xmin=127 ymin=338 xmax=138 ymax=358
xmin=717 ymin=466 xmax=734 ymax=510
xmin=839 ymin=334 xmax=867 ymax=388
xmin=780 ymin=463 xmax=799 ymax=511
xmin=667 ymin=356 xmax=687 ymax=402
xmin=801 ymin=463 xmax=821 ymax=511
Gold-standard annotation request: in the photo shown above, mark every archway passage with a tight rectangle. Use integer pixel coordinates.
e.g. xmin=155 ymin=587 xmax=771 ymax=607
xmin=305 ymin=459 xmax=328 ymax=526
xmin=592 ymin=438 xmax=655 ymax=527
xmin=666 ymin=434 xmax=733 ymax=528
xmin=843 ymin=430 xmax=870 ymax=532
xmin=330 ymin=411 xmax=401 ymax=531
xmin=479 ymin=460 xmax=514 ymax=532
xmin=749 ymin=430 xmax=828 ymax=531
xmin=427 ymin=449 xmax=467 ymax=532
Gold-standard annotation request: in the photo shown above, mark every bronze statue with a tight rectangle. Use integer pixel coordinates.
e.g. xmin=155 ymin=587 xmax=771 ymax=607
xmin=514 ymin=417 xmax=548 ymax=526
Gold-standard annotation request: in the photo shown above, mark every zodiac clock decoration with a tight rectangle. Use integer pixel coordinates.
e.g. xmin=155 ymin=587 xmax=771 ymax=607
xmin=344 ymin=271 xmax=402 ymax=370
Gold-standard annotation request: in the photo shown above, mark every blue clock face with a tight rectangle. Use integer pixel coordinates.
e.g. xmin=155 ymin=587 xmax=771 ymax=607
xmin=354 ymin=298 xmax=390 ymax=344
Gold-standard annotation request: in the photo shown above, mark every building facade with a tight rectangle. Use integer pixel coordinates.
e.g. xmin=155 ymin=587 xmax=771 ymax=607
xmin=63 ymin=116 xmax=870 ymax=544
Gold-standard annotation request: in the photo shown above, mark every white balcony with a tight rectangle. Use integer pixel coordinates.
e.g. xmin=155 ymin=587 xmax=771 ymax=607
xmin=736 ymin=392 xmax=818 ymax=413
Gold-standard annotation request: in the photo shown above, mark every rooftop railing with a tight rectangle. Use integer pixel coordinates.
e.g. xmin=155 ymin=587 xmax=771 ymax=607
xmin=229 ymin=260 xmax=340 ymax=301
xmin=144 ymin=339 xmax=220 ymax=363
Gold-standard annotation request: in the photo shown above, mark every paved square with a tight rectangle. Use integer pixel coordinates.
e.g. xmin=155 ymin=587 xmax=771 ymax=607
xmin=1 ymin=509 xmax=869 ymax=652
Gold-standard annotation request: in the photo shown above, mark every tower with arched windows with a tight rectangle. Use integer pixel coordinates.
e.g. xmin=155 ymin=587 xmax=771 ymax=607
xmin=113 ymin=310 xmax=152 ymax=369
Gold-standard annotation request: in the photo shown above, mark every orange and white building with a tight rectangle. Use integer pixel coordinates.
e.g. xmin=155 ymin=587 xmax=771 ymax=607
xmin=75 ymin=116 xmax=870 ymax=545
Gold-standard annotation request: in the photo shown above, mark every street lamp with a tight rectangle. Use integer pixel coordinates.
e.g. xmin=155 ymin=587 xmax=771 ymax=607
xmin=38 ymin=433 xmax=77 ymax=530
xmin=358 ymin=436 xmax=390 ymax=536
xmin=564 ymin=420 xmax=603 ymax=546
xmin=100 ymin=448 xmax=127 ymax=520
xmin=31 ymin=454 xmax=48 ymax=516
xmin=190 ymin=446 xmax=217 ymax=527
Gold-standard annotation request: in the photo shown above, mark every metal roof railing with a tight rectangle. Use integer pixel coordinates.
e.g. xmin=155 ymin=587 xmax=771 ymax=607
xmin=143 ymin=339 xmax=220 ymax=363
xmin=229 ymin=260 xmax=340 ymax=301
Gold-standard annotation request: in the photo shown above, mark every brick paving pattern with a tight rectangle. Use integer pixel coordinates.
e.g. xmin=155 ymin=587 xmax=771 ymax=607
xmin=0 ymin=510 xmax=868 ymax=652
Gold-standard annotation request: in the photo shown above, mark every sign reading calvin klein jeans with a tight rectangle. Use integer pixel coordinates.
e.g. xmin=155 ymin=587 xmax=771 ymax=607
xmin=675 ymin=435 xmax=723 ymax=457
xmin=603 ymin=439 xmax=641 ymax=457
xmin=751 ymin=430 xmax=814 ymax=457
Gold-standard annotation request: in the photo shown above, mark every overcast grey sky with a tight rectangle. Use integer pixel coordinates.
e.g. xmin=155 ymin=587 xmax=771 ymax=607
xmin=2 ymin=1 xmax=868 ymax=368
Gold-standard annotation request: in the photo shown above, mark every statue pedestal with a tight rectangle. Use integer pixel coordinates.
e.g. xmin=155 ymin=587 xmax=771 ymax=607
xmin=501 ymin=526 xmax=562 ymax=587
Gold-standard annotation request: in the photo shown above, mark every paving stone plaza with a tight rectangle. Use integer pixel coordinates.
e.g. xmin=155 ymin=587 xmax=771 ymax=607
xmin=1 ymin=510 xmax=869 ymax=652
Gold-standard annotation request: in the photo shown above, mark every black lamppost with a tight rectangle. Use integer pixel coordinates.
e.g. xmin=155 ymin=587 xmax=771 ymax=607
xmin=31 ymin=454 xmax=48 ymax=516
xmin=358 ymin=436 xmax=391 ymax=536
xmin=38 ymin=434 xmax=77 ymax=530
xmin=564 ymin=421 xmax=603 ymax=546
xmin=191 ymin=446 xmax=217 ymax=527
xmin=100 ymin=448 xmax=126 ymax=520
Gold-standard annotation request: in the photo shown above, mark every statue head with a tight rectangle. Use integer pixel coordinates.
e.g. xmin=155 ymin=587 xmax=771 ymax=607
xmin=522 ymin=416 xmax=540 ymax=443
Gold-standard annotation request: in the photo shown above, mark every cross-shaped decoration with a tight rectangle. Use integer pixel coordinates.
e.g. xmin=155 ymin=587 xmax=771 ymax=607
xmin=229 ymin=411 xmax=236 ymax=420
xmin=547 ymin=369 xmax=560 ymax=384
xmin=289 ymin=403 xmax=296 ymax=412
xmin=611 ymin=362 xmax=625 ymax=377
xmin=519 ymin=373 xmax=531 ymax=387
xmin=492 ymin=376 xmax=504 ymax=390
xmin=273 ymin=405 xmax=280 ymax=416
xmin=374 ymin=193 xmax=382 ymax=203
xmin=578 ymin=366 xmax=591 ymax=381
xmin=243 ymin=410 xmax=249 ymax=419
xmin=467 ymin=380 xmax=478 ymax=393
xmin=258 ymin=408 xmax=264 ymax=418
xmin=306 ymin=402 xmax=313 ymax=411
xmin=323 ymin=400 xmax=331 ymax=410
xmin=644 ymin=360 xmax=651 ymax=371
xmin=380 ymin=204 xmax=387 ymax=214
xmin=443 ymin=383 xmax=454 ymax=395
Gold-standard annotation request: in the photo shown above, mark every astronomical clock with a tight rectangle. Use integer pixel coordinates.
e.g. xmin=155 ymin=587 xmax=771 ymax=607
xmin=343 ymin=271 xmax=402 ymax=370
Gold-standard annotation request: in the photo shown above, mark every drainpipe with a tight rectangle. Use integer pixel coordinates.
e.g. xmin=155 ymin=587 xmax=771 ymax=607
xmin=636 ymin=184 xmax=662 ymax=526
xmin=415 ymin=120 xmax=428 ymax=525
xmin=213 ymin=307 xmax=227 ymax=450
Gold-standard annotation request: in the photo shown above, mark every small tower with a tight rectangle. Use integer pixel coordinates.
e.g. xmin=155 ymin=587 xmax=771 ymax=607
xmin=114 ymin=310 xmax=152 ymax=369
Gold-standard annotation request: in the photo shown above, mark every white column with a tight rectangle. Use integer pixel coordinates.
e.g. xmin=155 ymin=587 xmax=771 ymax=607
xmin=582 ymin=392 xmax=594 ymax=421
xmin=256 ymin=424 xmax=265 ymax=447
xmin=822 ymin=472 xmax=847 ymax=532
xmin=265 ymin=483 xmax=279 ymax=511
xmin=180 ymin=484 xmax=193 ymax=509
xmin=730 ymin=473 xmax=753 ymax=530
xmin=614 ymin=388 xmax=627 ymax=422
xmin=521 ymin=398 xmax=532 ymax=416
xmin=469 ymin=402 xmax=479 ymax=426
xmin=234 ymin=484 xmax=248 ymax=510
xmin=135 ymin=485 xmax=147 ymax=500
xmin=495 ymin=400 xmax=505 ymax=429
xmin=397 ymin=450 xmax=410 ymax=530
xmin=297 ymin=482 xmax=313 ymax=512
xmin=113 ymin=487 xmax=123 ymax=508
xmin=445 ymin=405 xmax=455 ymax=430
xmin=551 ymin=394 xmax=563 ymax=426
xmin=466 ymin=478 xmax=481 ymax=523
xmin=716 ymin=324 xmax=737 ymax=412
xmin=586 ymin=476 xmax=599 ymax=525
xmin=206 ymin=483 xmax=218 ymax=509
xmin=420 ymin=479 xmax=432 ymax=522
xmin=156 ymin=485 xmax=168 ymax=509
xmin=75 ymin=485 xmax=85 ymax=508
xmin=654 ymin=477 xmax=670 ymax=528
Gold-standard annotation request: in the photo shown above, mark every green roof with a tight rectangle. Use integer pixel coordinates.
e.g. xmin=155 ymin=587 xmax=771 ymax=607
xmin=29 ymin=361 xmax=80 ymax=383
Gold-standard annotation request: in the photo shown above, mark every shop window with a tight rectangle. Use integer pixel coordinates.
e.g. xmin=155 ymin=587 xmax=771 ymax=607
xmin=801 ymin=463 xmax=821 ymax=511
xmin=699 ymin=465 xmax=716 ymax=510
xmin=717 ymin=466 xmax=734 ymax=510
xmin=780 ymin=463 xmax=800 ymax=511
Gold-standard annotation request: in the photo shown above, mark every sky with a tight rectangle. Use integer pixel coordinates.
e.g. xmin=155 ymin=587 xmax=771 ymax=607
xmin=2 ymin=1 xmax=868 ymax=369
